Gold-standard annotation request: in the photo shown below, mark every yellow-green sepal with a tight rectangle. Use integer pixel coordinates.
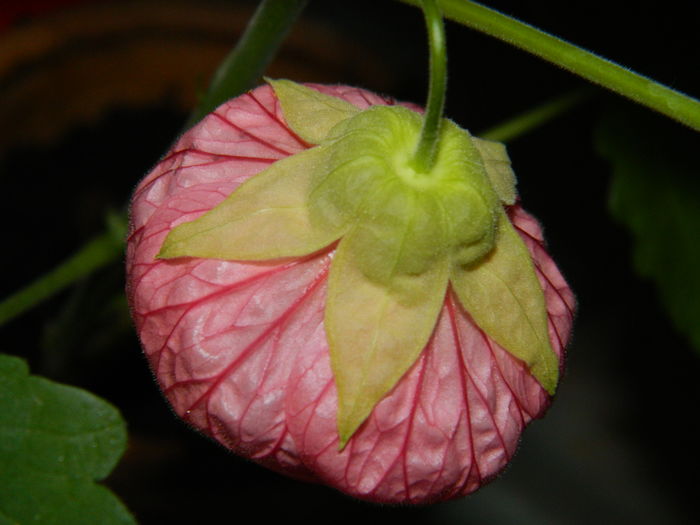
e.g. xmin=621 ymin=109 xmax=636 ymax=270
xmin=326 ymin=224 xmax=450 ymax=448
xmin=450 ymin=210 xmax=558 ymax=394
xmin=472 ymin=137 xmax=517 ymax=205
xmin=158 ymin=144 xmax=349 ymax=260
xmin=267 ymin=78 xmax=360 ymax=144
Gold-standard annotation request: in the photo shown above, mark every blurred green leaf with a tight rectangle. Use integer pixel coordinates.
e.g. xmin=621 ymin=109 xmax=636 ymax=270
xmin=0 ymin=354 xmax=135 ymax=525
xmin=596 ymin=109 xmax=700 ymax=351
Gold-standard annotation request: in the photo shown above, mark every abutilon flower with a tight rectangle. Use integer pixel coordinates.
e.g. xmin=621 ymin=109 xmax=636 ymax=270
xmin=126 ymin=80 xmax=575 ymax=504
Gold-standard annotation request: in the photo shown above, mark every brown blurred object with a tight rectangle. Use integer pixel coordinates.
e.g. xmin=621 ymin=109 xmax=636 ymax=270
xmin=0 ymin=0 xmax=391 ymax=153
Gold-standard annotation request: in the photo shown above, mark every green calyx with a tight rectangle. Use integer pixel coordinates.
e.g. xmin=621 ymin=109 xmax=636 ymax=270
xmin=158 ymin=79 xmax=558 ymax=446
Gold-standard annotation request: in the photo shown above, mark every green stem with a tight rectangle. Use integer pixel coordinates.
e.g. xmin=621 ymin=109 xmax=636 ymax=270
xmin=412 ymin=0 xmax=448 ymax=173
xmin=0 ymin=224 xmax=125 ymax=327
xmin=479 ymin=88 xmax=592 ymax=142
xmin=399 ymin=0 xmax=700 ymax=132
xmin=187 ymin=0 xmax=309 ymax=127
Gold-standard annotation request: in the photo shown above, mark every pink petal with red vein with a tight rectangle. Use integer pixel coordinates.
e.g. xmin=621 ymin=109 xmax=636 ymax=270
xmin=126 ymin=83 xmax=575 ymax=503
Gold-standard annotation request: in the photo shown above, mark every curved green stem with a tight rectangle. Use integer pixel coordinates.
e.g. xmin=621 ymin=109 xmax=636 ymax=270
xmin=479 ymin=88 xmax=593 ymax=142
xmin=188 ymin=0 xmax=309 ymax=127
xmin=0 ymin=215 xmax=126 ymax=327
xmin=412 ymin=0 xmax=448 ymax=173
xmin=399 ymin=0 xmax=700 ymax=132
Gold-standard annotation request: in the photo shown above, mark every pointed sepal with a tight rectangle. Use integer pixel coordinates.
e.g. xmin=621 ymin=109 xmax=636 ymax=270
xmin=267 ymin=78 xmax=360 ymax=144
xmin=472 ymin=137 xmax=517 ymax=205
xmin=158 ymin=145 xmax=348 ymax=261
xmin=450 ymin=210 xmax=558 ymax=394
xmin=326 ymin=224 xmax=450 ymax=447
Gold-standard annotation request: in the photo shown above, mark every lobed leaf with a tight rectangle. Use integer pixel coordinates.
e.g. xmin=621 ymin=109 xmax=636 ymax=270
xmin=0 ymin=354 xmax=134 ymax=525
xmin=597 ymin=109 xmax=700 ymax=352
xmin=450 ymin=211 xmax=558 ymax=394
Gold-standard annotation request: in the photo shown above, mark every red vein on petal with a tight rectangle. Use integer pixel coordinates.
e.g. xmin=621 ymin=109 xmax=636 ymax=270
xmin=144 ymin=256 xmax=322 ymax=318
xmin=128 ymin=251 xmax=181 ymax=294
xmin=342 ymin=424 xmax=359 ymax=490
xmin=130 ymin=150 xmax=277 ymax=202
xmin=479 ymin=328 xmax=532 ymax=422
xmin=356 ymin=90 xmax=375 ymax=107
xmin=365 ymin=351 xmax=429 ymax=501
xmin=247 ymin=91 xmax=310 ymax=149
xmin=235 ymin=279 xmax=307 ymax=437
xmin=257 ymin=426 xmax=290 ymax=460
xmin=528 ymin=253 xmax=575 ymax=321
xmin=153 ymin=310 xmax=188 ymax=376
xmin=423 ymin=425 xmax=453 ymax=502
xmin=534 ymin=258 xmax=576 ymax=321
xmin=347 ymin=367 xmax=417 ymax=497
xmin=318 ymin=440 xmax=338 ymax=459
xmin=447 ymin=291 xmax=530 ymax=422
xmin=297 ymin=379 xmax=334 ymax=453
xmin=158 ymin=147 xmax=189 ymax=165
xmin=446 ymin=294 xmax=482 ymax=486
xmin=404 ymin=362 xmax=429 ymax=501
xmin=126 ymin=225 xmax=145 ymax=244
xmin=131 ymin=165 xmax=184 ymax=203
xmin=131 ymin=147 xmax=188 ymax=191
xmin=548 ymin=317 xmax=566 ymax=363
xmin=535 ymin=265 xmax=569 ymax=357
xmin=177 ymin=147 xmax=280 ymax=163
xmin=452 ymin=292 xmax=512 ymax=461
xmin=152 ymin=343 xmax=173 ymax=370
xmin=210 ymin=111 xmax=296 ymax=157
xmin=464 ymin=361 xmax=510 ymax=462
xmin=182 ymin=261 xmax=330 ymax=416
xmin=153 ymin=256 xmax=328 ymax=377
xmin=164 ymin=205 xmax=214 ymax=217
xmin=512 ymin=220 xmax=576 ymax=327
xmin=399 ymin=353 xmax=429 ymax=501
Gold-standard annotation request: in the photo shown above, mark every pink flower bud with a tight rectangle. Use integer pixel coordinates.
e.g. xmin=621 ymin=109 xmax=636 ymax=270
xmin=126 ymin=83 xmax=575 ymax=503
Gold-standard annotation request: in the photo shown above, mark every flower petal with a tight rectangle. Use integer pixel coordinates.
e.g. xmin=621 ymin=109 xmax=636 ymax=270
xmin=126 ymin=83 xmax=574 ymax=505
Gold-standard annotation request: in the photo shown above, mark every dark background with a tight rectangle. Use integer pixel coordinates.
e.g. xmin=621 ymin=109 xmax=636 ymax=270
xmin=1 ymin=1 xmax=699 ymax=523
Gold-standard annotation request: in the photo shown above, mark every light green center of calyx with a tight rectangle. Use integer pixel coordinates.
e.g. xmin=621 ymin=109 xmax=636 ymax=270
xmin=310 ymin=100 xmax=500 ymax=274
xmin=158 ymin=79 xmax=558 ymax=447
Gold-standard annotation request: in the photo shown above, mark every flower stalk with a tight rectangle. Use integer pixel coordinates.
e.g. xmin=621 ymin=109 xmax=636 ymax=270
xmin=411 ymin=0 xmax=448 ymax=173
xmin=399 ymin=0 xmax=700 ymax=132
